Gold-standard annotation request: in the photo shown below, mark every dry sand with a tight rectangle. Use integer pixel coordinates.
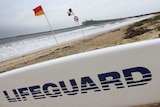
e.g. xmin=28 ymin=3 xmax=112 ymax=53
xmin=0 ymin=15 xmax=160 ymax=107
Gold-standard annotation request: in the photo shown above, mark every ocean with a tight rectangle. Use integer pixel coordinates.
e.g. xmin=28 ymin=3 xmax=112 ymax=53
xmin=0 ymin=15 xmax=153 ymax=62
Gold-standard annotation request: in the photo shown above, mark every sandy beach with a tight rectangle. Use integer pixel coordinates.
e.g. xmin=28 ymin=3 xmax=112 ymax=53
xmin=0 ymin=19 xmax=159 ymax=73
xmin=0 ymin=14 xmax=160 ymax=106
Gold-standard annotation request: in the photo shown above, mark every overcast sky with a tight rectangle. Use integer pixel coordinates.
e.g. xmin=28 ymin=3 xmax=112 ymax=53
xmin=0 ymin=0 xmax=160 ymax=38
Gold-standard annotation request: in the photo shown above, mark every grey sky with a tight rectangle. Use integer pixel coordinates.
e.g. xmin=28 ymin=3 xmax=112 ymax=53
xmin=0 ymin=0 xmax=160 ymax=38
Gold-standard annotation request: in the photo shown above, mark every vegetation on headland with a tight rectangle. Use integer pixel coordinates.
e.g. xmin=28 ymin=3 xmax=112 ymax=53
xmin=124 ymin=14 xmax=160 ymax=39
xmin=82 ymin=19 xmax=122 ymax=26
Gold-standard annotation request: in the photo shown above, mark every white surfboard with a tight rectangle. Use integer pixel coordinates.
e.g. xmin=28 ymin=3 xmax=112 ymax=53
xmin=0 ymin=38 xmax=160 ymax=107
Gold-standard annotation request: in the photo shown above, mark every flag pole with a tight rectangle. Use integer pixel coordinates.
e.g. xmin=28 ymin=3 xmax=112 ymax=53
xmin=67 ymin=8 xmax=85 ymax=38
xmin=33 ymin=5 xmax=58 ymax=45
xmin=76 ymin=21 xmax=85 ymax=37
xmin=73 ymin=15 xmax=85 ymax=37
xmin=44 ymin=13 xmax=58 ymax=45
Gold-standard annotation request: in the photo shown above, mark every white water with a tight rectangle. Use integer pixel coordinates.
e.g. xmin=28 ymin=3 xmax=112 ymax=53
xmin=0 ymin=15 xmax=153 ymax=62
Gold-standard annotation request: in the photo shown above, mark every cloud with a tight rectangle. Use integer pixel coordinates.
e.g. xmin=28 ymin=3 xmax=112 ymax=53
xmin=0 ymin=0 xmax=160 ymax=38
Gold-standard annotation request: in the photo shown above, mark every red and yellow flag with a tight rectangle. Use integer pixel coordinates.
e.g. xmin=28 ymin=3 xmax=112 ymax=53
xmin=33 ymin=5 xmax=44 ymax=16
